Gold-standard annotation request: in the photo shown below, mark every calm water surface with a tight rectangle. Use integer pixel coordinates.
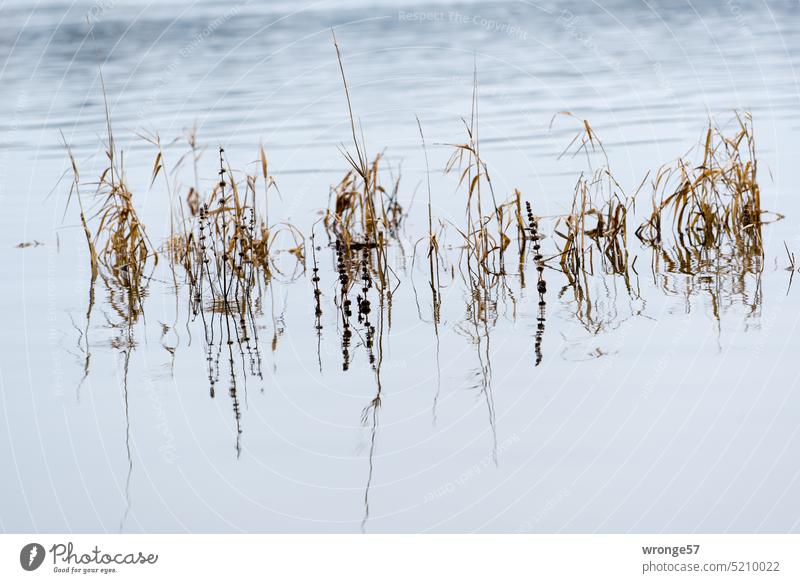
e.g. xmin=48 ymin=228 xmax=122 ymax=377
xmin=2 ymin=0 xmax=800 ymax=532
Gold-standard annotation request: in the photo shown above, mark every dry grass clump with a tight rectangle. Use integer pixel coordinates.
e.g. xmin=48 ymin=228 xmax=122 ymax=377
xmin=159 ymin=143 xmax=303 ymax=455
xmin=553 ymin=171 xmax=638 ymax=336
xmin=549 ymin=115 xmax=643 ymax=337
xmin=555 ymin=170 xmax=632 ymax=278
xmin=552 ymin=116 xmax=634 ymax=281
xmin=440 ymin=68 xmax=544 ymax=292
xmin=62 ymin=82 xmax=157 ymax=309
xmin=68 ymin=125 xmax=158 ymax=297
xmin=440 ymin=76 xmax=530 ymax=411
xmin=636 ymin=112 xmax=778 ymax=249
xmin=444 ymin=112 xmax=506 ymax=275
xmin=170 ymin=145 xmax=303 ymax=289
xmin=633 ymin=113 xmax=777 ymax=325
xmin=97 ymin=78 xmax=158 ymax=295
xmin=323 ymin=31 xmax=404 ymax=309
xmin=94 ymin=158 xmax=157 ymax=292
xmin=324 ymin=151 xmax=403 ymax=247
xmin=321 ymin=37 xmax=393 ymax=523
xmin=61 ymin=81 xmax=156 ymax=481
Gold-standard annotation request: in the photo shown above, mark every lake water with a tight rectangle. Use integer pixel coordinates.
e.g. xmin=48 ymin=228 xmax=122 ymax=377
xmin=2 ymin=0 xmax=800 ymax=533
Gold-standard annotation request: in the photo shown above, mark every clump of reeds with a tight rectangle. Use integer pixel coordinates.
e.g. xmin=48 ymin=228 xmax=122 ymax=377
xmin=95 ymin=147 xmax=157 ymax=298
xmin=443 ymin=86 xmax=507 ymax=277
xmin=636 ymin=112 xmax=778 ymax=250
xmin=168 ymin=138 xmax=301 ymax=293
xmin=551 ymin=116 xmax=633 ymax=280
xmin=549 ymin=116 xmax=642 ymax=335
xmin=324 ymin=152 xmax=402 ymax=249
xmin=62 ymin=72 xmax=162 ymax=489
xmin=166 ymin=142 xmax=307 ymax=454
xmin=555 ymin=170 xmax=633 ymax=277
xmin=439 ymin=70 xmax=538 ymax=334
xmin=93 ymin=76 xmax=158 ymax=299
xmin=323 ymin=32 xmax=403 ymax=315
xmin=62 ymin=100 xmax=156 ymax=353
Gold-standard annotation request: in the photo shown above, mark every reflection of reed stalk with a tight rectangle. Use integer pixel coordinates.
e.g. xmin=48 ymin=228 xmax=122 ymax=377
xmin=360 ymin=264 xmax=384 ymax=533
xmin=336 ymin=240 xmax=353 ymax=371
xmin=310 ymin=229 xmax=324 ymax=372
xmin=527 ymin=202 xmax=547 ymax=366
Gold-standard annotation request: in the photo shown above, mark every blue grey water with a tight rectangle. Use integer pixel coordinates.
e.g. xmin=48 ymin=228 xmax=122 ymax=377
xmin=1 ymin=0 xmax=800 ymax=532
